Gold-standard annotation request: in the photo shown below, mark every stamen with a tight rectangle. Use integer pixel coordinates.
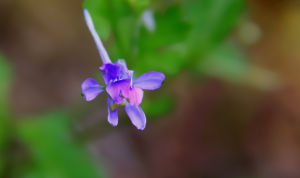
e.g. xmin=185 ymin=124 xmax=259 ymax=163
xmin=120 ymin=101 xmax=126 ymax=106
xmin=110 ymin=103 xmax=119 ymax=111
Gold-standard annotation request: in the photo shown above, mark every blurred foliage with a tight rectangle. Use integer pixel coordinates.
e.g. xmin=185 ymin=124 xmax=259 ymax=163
xmin=197 ymin=42 xmax=279 ymax=89
xmin=0 ymin=53 xmax=12 ymax=176
xmin=196 ymin=42 xmax=249 ymax=83
xmin=1 ymin=0 xmax=251 ymax=177
xmin=83 ymin=0 xmax=245 ymax=117
xmin=142 ymin=95 xmax=175 ymax=119
xmin=182 ymin=0 xmax=245 ymax=57
xmin=17 ymin=112 xmax=104 ymax=178
xmin=83 ymin=0 xmax=245 ymax=75
xmin=0 ymin=54 xmax=104 ymax=178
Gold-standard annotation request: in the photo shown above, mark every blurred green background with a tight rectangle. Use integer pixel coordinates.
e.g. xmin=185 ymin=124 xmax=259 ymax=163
xmin=1 ymin=0 xmax=300 ymax=177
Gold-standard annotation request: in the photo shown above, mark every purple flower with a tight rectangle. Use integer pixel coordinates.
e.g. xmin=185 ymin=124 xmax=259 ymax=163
xmin=81 ymin=9 xmax=165 ymax=130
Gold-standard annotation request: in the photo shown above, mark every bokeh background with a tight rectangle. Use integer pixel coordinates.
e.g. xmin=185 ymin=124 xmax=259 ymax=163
xmin=1 ymin=0 xmax=300 ymax=177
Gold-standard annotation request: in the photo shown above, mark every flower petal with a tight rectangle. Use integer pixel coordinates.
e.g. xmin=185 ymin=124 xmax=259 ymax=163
xmin=99 ymin=60 xmax=132 ymax=84
xmin=100 ymin=63 xmax=121 ymax=84
xmin=115 ymin=59 xmax=128 ymax=71
xmin=124 ymin=103 xmax=146 ymax=130
xmin=106 ymin=79 xmax=131 ymax=104
xmin=83 ymin=9 xmax=111 ymax=63
xmin=81 ymin=78 xmax=103 ymax=101
xmin=122 ymin=87 xmax=144 ymax=107
xmin=107 ymin=97 xmax=118 ymax=126
xmin=133 ymin=71 xmax=165 ymax=90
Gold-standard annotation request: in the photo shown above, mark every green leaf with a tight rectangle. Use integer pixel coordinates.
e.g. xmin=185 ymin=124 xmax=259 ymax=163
xmin=138 ymin=5 xmax=189 ymax=52
xmin=126 ymin=0 xmax=150 ymax=13
xmin=182 ymin=0 xmax=245 ymax=56
xmin=17 ymin=111 xmax=104 ymax=178
xmin=196 ymin=42 xmax=249 ymax=82
xmin=0 ymin=53 xmax=12 ymax=176
xmin=116 ymin=15 xmax=136 ymax=59
xmin=197 ymin=41 xmax=280 ymax=90
xmin=142 ymin=95 xmax=174 ymax=119
xmin=83 ymin=0 xmax=244 ymax=77
xmin=136 ymin=5 xmax=190 ymax=75
xmin=136 ymin=45 xmax=186 ymax=75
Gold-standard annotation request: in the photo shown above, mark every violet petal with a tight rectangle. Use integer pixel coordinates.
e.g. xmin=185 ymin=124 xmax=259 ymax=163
xmin=124 ymin=103 xmax=146 ymax=130
xmin=106 ymin=79 xmax=131 ymax=104
xmin=99 ymin=61 xmax=132 ymax=84
xmin=107 ymin=97 xmax=118 ymax=126
xmin=122 ymin=87 xmax=144 ymax=107
xmin=133 ymin=71 xmax=165 ymax=90
xmin=100 ymin=63 xmax=122 ymax=84
xmin=115 ymin=59 xmax=128 ymax=71
xmin=81 ymin=78 xmax=103 ymax=101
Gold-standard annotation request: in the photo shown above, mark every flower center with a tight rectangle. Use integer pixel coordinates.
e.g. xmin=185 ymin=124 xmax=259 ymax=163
xmin=109 ymin=100 xmax=127 ymax=111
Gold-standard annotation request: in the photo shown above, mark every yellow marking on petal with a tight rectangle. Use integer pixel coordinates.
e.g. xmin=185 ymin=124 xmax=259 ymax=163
xmin=110 ymin=103 xmax=119 ymax=111
xmin=120 ymin=101 xmax=126 ymax=107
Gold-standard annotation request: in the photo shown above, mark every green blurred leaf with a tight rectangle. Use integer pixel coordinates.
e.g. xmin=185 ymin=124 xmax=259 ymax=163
xmin=139 ymin=6 xmax=189 ymax=51
xmin=142 ymin=95 xmax=174 ymax=119
xmin=136 ymin=45 xmax=186 ymax=75
xmin=197 ymin=41 xmax=280 ymax=90
xmin=196 ymin=41 xmax=249 ymax=82
xmin=182 ymin=0 xmax=245 ymax=57
xmin=83 ymin=0 xmax=244 ymax=77
xmin=116 ymin=15 xmax=136 ymax=58
xmin=17 ymin=111 xmax=104 ymax=178
xmin=136 ymin=5 xmax=189 ymax=75
xmin=126 ymin=0 xmax=150 ymax=13
xmin=0 ymin=53 xmax=12 ymax=176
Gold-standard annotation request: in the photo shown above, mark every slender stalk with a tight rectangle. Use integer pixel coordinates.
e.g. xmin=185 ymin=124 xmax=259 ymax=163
xmin=83 ymin=9 xmax=111 ymax=64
